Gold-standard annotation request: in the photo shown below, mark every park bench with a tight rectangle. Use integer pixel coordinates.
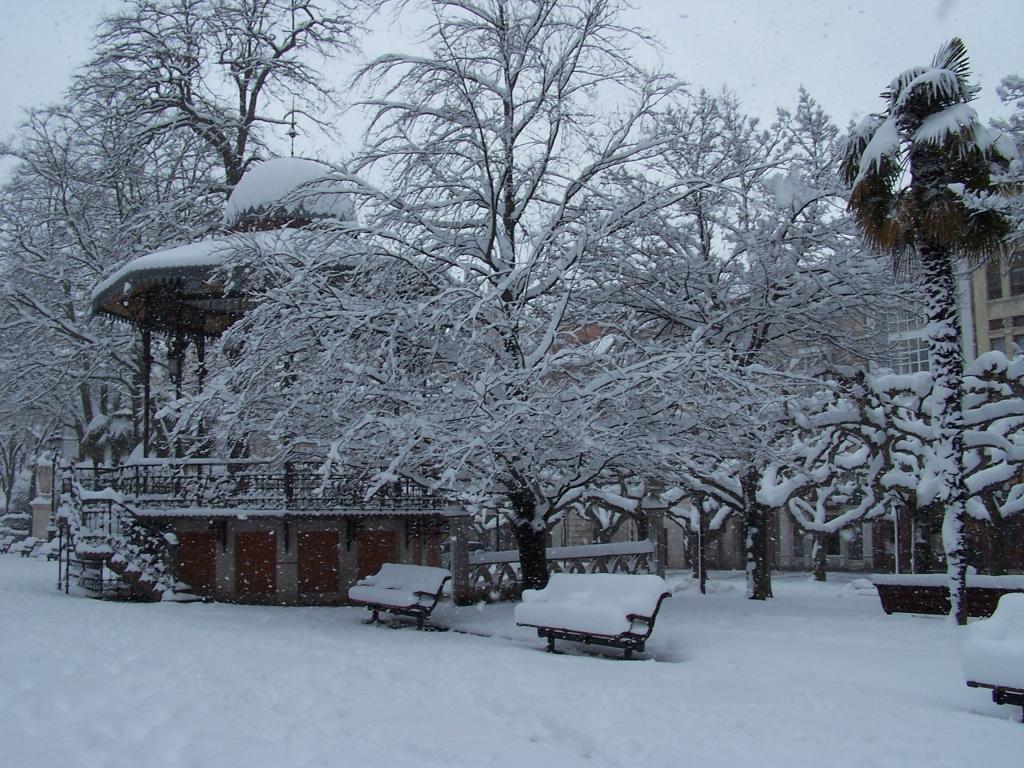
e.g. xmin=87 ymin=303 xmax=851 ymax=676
xmin=872 ymin=573 xmax=1024 ymax=618
xmin=514 ymin=573 xmax=671 ymax=659
xmin=964 ymin=593 xmax=1024 ymax=722
xmin=0 ymin=536 xmax=14 ymax=553
xmin=348 ymin=563 xmax=452 ymax=630
xmin=12 ymin=537 xmax=42 ymax=558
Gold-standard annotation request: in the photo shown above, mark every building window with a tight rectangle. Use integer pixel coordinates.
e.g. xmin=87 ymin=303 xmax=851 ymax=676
xmin=1010 ymin=260 xmax=1024 ymax=296
xmin=845 ymin=527 xmax=864 ymax=561
xmin=883 ymin=310 xmax=925 ymax=335
xmin=990 ymin=318 xmax=1005 ymax=332
xmin=826 ymin=533 xmax=841 ymax=557
xmin=992 ymin=337 xmax=1006 ymax=354
xmin=891 ymin=336 xmax=930 ymax=374
xmin=988 ymin=261 xmax=1003 ymax=300
xmin=793 ymin=533 xmax=805 ymax=559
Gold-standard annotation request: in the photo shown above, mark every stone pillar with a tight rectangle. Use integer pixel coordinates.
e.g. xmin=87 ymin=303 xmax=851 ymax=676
xmin=30 ymin=457 xmax=54 ymax=540
xmin=447 ymin=510 xmax=474 ymax=605
xmin=777 ymin=512 xmax=794 ymax=570
xmin=644 ymin=498 xmax=668 ymax=578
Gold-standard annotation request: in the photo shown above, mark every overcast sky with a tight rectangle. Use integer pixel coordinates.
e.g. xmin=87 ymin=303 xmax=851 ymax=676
xmin=0 ymin=0 xmax=1022 ymax=161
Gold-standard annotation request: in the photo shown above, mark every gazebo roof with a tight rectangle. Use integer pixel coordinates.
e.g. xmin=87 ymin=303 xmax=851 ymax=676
xmin=92 ymin=156 xmax=354 ymax=337
xmin=223 ymin=157 xmax=353 ymax=231
xmin=91 ymin=232 xmax=286 ymax=337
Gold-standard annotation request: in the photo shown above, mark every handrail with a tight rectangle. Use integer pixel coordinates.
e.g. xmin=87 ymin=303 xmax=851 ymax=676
xmin=64 ymin=460 xmax=447 ymax=512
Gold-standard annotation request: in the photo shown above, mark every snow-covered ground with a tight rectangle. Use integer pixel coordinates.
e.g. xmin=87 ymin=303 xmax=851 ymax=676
xmin=1 ymin=557 xmax=1020 ymax=768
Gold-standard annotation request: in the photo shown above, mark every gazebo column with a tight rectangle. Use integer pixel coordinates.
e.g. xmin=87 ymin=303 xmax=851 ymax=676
xmin=448 ymin=511 xmax=474 ymax=605
xmin=195 ymin=335 xmax=207 ymax=391
xmin=644 ymin=497 xmax=668 ymax=578
xmin=168 ymin=333 xmax=188 ymax=400
xmin=141 ymin=329 xmax=152 ymax=458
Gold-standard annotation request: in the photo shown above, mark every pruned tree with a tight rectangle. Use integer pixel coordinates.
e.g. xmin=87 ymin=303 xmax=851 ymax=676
xmin=606 ymin=90 xmax=897 ymax=599
xmin=963 ymin=351 xmax=1024 ymax=574
xmin=840 ymin=38 xmax=1014 ymax=623
xmin=762 ymin=370 xmax=936 ymax=579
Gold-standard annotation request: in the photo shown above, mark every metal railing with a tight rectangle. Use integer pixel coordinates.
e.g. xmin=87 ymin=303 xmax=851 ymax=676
xmin=469 ymin=540 xmax=656 ymax=601
xmin=65 ymin=460 xmax=447 ymax=512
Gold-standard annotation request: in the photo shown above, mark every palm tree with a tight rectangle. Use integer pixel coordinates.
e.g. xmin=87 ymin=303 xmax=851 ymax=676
xmin=840 ymin=38 xmax=1012 ymax=624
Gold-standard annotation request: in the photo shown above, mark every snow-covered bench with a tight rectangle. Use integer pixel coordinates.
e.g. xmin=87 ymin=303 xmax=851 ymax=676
xmin=871 ymin=573 xmax=1024 ymax=618
xmin=964 ymin=593 xmax=1024 ymax=722
xmin=12 ymin=537 xmax=42 ymax=557
xmin=348 ymin=563 xmax=452 ymax=630
xmin=514 ymin=573 xmax=671 ymax=659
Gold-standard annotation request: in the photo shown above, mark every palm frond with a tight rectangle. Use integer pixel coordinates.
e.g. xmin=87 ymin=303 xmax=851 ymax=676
xmin=932 ymin=37 xmax=972 ymax=85
xmin=883 ymin=66 xmax=927 ymax=110
xmin=848 ymin=168 xmax=912 ymax=257
xmin=959 ymin=207 xmax=1012 ymax=259
xmin=839 ymin=115 xmax=884 ymax=186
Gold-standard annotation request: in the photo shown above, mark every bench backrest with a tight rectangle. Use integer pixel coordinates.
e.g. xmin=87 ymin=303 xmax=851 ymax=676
xmin=978 ymin=593 xmax=1024 ymax=640
xmin=524 ymin=573 xmax=670 ymax=618
xmin=365 ymin=563 xmax=451 ymax=594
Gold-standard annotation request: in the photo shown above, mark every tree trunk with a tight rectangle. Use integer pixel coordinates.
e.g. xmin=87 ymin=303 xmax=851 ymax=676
xmin=741 ymin=470 xmax=772 ymax=600
xmin=895 ymin=497 xmax=914 ymax=574
xmin=688 ymin=527 xmax=699 ymax=579
xmin=911 ymin=499 xmax=935 ymax=573
xmin=919 ymin=240 xmax=968 ymax=625
xmin=633 ymin=508 xmax=650 ymax=541
xmin=688 ymin=506 xmax=709 ymax=594
xmin=812 ymin=531 xmax=827 ymax=582
xmin=510 ymin=489 xmax=549 ymax=591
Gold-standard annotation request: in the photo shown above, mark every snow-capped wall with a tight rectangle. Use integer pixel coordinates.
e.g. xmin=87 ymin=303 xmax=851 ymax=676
xmin=223 ymin=157 xmax=354 ymax=230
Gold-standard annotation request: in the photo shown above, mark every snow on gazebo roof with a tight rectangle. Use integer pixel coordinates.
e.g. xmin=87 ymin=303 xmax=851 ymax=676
xmin=92 ymin=158 xmax=352 ymax=337
xmin=222 ymin=157 xmax=354 ymax=231
xmin=91 ymin=238 xmax=229 ymax=307
xmin=91 ymin=231 xmax=293 ymax=337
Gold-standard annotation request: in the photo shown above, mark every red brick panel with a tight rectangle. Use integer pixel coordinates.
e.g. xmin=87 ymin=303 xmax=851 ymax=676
xmin=175 ymin=531 xmax=216 ymax=597
xmin=235 ymin=531 xmax=277 ymax=597
xmin=298 ymin=530 xmax=340 ymax=594
xmin=357 ymin=529 xmax=397 ymax=579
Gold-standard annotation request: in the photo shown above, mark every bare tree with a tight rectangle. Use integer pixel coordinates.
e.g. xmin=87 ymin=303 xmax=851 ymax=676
xmin=81 ymin=0 xmax=368 ymax=188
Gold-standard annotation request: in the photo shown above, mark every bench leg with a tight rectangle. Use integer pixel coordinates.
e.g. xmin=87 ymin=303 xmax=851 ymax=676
xmin=417 ymin=614 xmax=424 ymax=631
xmin=623 ymin=647 xmax=633 ymax=661
xmin=546 ymin=635 xmax=556 ymax=653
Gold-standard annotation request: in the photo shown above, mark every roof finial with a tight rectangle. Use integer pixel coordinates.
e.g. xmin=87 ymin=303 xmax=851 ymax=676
xmin=287 ymin=0 xmax=298 ymax=157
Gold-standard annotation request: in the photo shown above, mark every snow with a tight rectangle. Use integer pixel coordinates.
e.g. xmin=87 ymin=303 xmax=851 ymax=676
xmin=470 ymin=540 xmax=653 ymax=565
xmin=515 ymin=573 xmax=670 ymax=636
xmin=2 ymin=559 xmax=1023 ymax=768
xmin=853 ymin=115 xmax=900 ymax=185
xmin=223 ymin=157 xmax=354 ymax=229
xmin=76 ymin=487 xmax=123 ymax=502
xmin=92 ymin=230 xmax=299 ymax=306
xmin=872 ymin=573 xmax=1024 ymax=589
xmin=914 ymin=102 xmax=979 ymax=146
xmin=348 ymin=563 xmax=450 ymax=608
xmin=90 ymin=239 xmax=230 ymax=304
xmin=130 ymin=505 xmax=455 ymax=519
xmin=963 ymin=593 xmax=1024 ymax=690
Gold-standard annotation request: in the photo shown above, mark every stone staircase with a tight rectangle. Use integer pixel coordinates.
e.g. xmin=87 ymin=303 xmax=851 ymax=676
xmin=58 ymin=485 xmax=198 ymax=603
